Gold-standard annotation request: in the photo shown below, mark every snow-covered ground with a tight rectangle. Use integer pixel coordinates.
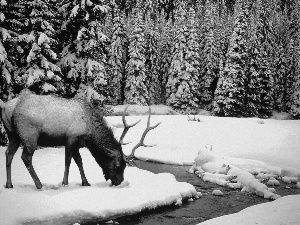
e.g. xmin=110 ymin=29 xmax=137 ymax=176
xmin=198 ymin=194 xmax=300 ymax=225
xmin=1 ymin=110 xmax=300 ymax=224
xmin=0 ymin=148 xmax=197 ymax=225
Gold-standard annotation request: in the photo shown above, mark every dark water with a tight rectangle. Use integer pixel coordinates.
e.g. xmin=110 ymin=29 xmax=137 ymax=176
xmin=83 ymin=160 xmax=300 ymax=225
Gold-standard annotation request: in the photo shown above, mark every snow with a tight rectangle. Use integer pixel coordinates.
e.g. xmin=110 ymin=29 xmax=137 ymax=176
xmin=108 ymin=115 xmax=300 ymax=171
xmin=197 ymin=195 xmax=300 ymax=225
xmin=0 ymin=148 xmax=196 ymax=225
xmin=1 ymin=104 xmax=300 ymax=224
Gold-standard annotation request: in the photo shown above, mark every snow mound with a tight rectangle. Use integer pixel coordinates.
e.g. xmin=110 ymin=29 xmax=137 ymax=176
xmin=0 ymin=148 xmax=196 ymax=225
xmin=111 ymin=104 xmax=180 ymax=116
xmin=188 ymin=145 xmax=294 ymax=200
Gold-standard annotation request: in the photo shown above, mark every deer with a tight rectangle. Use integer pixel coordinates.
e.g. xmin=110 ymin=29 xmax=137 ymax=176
xmin=0 ymin=93 xmax=160 ymax=189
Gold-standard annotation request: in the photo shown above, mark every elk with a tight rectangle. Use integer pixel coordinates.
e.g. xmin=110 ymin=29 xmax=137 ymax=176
xmin=0 ymin=93 xmax=160 ymax=189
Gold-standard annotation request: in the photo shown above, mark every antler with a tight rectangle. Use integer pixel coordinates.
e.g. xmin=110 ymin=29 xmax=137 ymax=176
xmin=119 ymin=105 xmax=141 ymax=145
xmin=126 ymin=106 xmax=161 ymax=161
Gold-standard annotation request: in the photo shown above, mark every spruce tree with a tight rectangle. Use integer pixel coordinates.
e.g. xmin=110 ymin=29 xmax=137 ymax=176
xmin=245 ymin=0 xmax=274 ymax=117
xmin=156 ymin=13 xmax=172 ymax=103
xmin=124 ymin=10 xmax=148 ymax=105
xmin=290 ymin=54 xmax=300 ymax=118
xmin=269 ymin=7 xmax=294 ymax=112
xmin=166 ymin=6 xmax=201 ymax=114
xmin=199 ymin=1 xmax=219 ymax=109
xmin=108 ymin=9 xmax=127 ymax=105
xmin=144 ymin=15 xmax=160 ymax=104
xmin=0 ymin=0 xmax=15 ymax=99
xmin=59 ymin=0 xmax=110 ymax=105
xmin=18 ymin=0 xmax=62 ymax=94
xmin=282 ymin=38 xmax=297 ymax=112
xmin=213 ymin=1 xmax=249 ymax=117
xmin=289 ymin=2 xmax=300 ymax=118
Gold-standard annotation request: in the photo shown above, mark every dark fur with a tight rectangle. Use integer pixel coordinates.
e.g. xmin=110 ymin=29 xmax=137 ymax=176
xmin=1 ymin=93 xmax=126 ymax=189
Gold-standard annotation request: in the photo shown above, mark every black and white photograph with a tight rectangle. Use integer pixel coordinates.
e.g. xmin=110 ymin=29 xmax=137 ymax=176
xmin=0 ymin=0 xmax=300 ymax=224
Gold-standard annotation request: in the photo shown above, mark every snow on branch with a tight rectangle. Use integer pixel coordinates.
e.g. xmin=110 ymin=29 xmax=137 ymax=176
xmin=70 ymin=5 xmax=80 ymax=18
xmin=0 ymin=28 xmax=11 ymax=41
xmin=93 ymin=5 xmax=109 ymax=14
xmin=0 ymin=41 xmax=7 ymax=63
xmin=38 ymin=33 xmax=50 ymax=45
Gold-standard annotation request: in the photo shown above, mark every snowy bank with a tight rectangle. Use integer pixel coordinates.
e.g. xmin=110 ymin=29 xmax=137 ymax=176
xmin=197 ymin=195 xmax=300 ymax=225
xmin=0 ymin=148 xmax=196 ymax=225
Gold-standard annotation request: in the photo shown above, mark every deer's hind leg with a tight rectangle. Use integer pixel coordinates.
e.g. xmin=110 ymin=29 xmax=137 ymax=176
xmin=5 ymin=134 xmax=21 ymax=188
xmin=20 ymin=132 xmax=42 ymax=189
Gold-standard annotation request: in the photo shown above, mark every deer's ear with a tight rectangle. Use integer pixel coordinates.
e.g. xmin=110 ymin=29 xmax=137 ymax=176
xmin=103 ymin=146 xmax=117 ymax=158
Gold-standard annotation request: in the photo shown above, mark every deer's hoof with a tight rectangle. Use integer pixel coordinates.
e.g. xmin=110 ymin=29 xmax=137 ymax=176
xmin=82 ymin=182 xmax=91 ymax=186
xmin=62 ymin=182 xmax=69 ymax=186
xmin=5 ymin=183 xmax=13 ymax=189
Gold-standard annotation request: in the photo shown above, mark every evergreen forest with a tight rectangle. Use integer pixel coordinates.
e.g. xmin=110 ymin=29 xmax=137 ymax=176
xmin=0 ymin=0 xmax=300 ymax=122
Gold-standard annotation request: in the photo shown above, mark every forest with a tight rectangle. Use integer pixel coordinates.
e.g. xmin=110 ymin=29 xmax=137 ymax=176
xmin=0 ymin=1 xmax=299 ymax=123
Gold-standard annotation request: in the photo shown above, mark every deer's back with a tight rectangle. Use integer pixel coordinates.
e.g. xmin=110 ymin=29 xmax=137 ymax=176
xmin=12 ymin=94 xmax=89 ymax=146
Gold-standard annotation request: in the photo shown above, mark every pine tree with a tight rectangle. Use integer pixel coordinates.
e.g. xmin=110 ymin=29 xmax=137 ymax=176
xmin=0 ymin=0 xmax=9 ymax=144
xmin=59 ymin=0 xmax=110 ymax=105
xmin=290 ymin=50 xmax=300 ymax=117
xmin=108 ymin=9 xmax=127 ymax=105
xmin=156 ymin=12 xmax=172 ymax=103
xmin=166 ymin=6 xmax=201 ymax=113
xmin=0 ymin=0 xmax=16 ymax=99
xmin=16 ymin=0 xmax=62 ymax=94
xmin=124 ymin=10 xmax=148 ymax=105
xmin=289 ymin=1 xmax=300 ymax=118
xmin=282 ymin=38 xmax=297 ymax=111
xmin=144 ymin=15 xmax=160 ymax=104
xmin=213 ymin=1 xmax=250 ymax=117
xmin=244 ymin=0 xmax=274 ymax=117
xmin=269 ymin=6 xmax=293 ymax=112
xmin=199 ymin=1 xmax=219 ymax=109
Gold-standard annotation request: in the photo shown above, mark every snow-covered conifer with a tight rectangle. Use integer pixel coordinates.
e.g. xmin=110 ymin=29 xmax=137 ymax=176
xmin=156 ymin=13 xmax=172 ymax=103
xmin=199 ymin=1 xmax=219 ymax=109
xmin=166 ymin=6 xmax=201 ymax=114
xmin=289 ymin=2 xmax=300 ymax=118
xmin=18 ymin=0 xmax=62 ymax=94
xmin=144 ymin=15 xmax=160 ymax=104
xmin=59 ymin=0 xmax=110 ymax=105
xmin=290 ymin=52 xmax=300 ymax=118
xmin=108 ymin=9 xmax=127 ymax=105
xmin=213 ymin=1 xmax=250 ymax=117
xmin=124 ymin=10 xmax=148 ymax=105
xmin=245 ymin=0 xmax=274 ymax=117
xmin=0 ymin=0 xmax=15 ymax=98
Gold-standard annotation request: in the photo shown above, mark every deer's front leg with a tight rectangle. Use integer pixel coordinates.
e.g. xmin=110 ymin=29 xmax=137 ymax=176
xmin=72 ymin=148 xmax=90 ymax=186
xmin=62 ymin=151 xmax=72 ymax=186
xmin=62 ymin=139 xmax=78 ymax=186
xmin=5 ymin=136 xmax=21 ymax=188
